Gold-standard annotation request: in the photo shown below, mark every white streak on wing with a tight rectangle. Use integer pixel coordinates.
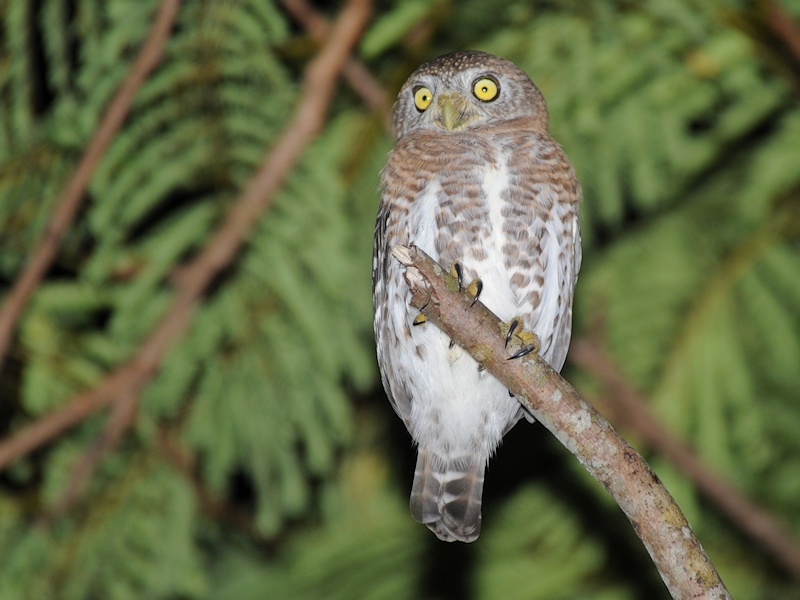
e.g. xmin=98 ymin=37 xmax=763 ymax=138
xmin=387 ymin=181 xmax=442 ymax=365
xmin=534 ymin=215 xmax=564 ymax=364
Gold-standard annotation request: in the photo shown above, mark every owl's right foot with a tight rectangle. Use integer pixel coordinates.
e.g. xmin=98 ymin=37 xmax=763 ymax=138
xmin=502 ymin=317 xmax=540 ymax=360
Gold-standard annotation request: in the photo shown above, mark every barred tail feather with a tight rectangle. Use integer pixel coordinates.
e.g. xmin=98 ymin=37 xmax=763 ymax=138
xmin=409 ymin=451 xmax=485 ymax=543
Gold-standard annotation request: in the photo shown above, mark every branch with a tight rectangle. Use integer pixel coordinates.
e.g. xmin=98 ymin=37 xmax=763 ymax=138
xmin=44 ymin=390 xmax=140 ymax=520
xmin=281 ymin=0 xmax=390 ymax=119
xmin=392 ymin=244 xmax=731 ymax=600
xmin=570 ymin=338 xmax=800 ymax=580
xmin=0 ymin=0 xmax=182 ymax=374
xmin=767 ymin=1 xmax=800 ymax=65
xmin=157 ymin=429 xmax=260 ymax=539
xmin=727 ymin=0 xmax=800 ymax=95
xmin=0 ymin=0 xmax=372 ymax=471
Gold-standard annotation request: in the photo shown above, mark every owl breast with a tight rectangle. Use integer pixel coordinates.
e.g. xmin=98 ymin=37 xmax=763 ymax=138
xmin=412 ymin=153 xmax=522 ymax=326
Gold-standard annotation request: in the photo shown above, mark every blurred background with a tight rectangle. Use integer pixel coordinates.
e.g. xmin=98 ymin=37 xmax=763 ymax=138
xmin=1 ymin=0 xmax=799 ymax=598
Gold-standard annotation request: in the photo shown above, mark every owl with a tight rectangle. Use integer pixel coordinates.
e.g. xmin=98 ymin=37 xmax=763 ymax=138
xmin=373 ymin=50 xmax=581 ymax=542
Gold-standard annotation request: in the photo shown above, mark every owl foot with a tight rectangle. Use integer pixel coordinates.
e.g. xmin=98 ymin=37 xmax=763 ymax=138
xmin=502 ymin=317 xmax=540 ymax=360
xmin=449 ymin=261 xmax=483 ymax=306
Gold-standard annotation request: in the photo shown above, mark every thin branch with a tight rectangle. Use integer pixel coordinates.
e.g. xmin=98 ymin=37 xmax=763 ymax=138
xmin=44 ymin=391 xmax=140 ymax=521
xmin=767 ymin=0 xmax=800 ymax=65
xmin=392 ymin=244 xmax=731 ymax=600
xmin=0 ymin=0 xmax=182 ymax=374
xmin=157 ymin=429 xmax=261 ymax=538
xmin=727 ymin=0 xmax=800 ymax=95
xmin=569 ymin=338 xmax=800 ymax=580
xmin=0 ymin=0 xmax=372 ymax=471
xmin=281 ymin=0 xmax=390 ymax=119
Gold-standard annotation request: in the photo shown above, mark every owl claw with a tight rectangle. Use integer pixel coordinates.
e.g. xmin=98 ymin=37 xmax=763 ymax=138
xmin=449 ymin=262 xmax=483 ymax=306
xmin=504 ymin=317 xmax=522 ymax=348
xmin=467 ymin=278 xmax=483 ymax=306
xmin=450 ymin=261 xmax=465 ymax=291
xmin=502 ymin=317 xmax=540 ymax=360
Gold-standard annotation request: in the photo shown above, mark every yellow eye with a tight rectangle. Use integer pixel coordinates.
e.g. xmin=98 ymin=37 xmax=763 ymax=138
xmin=473 ymin=77 xmax=499 ymax=102
xmin=414 ymin=86 xmax=433 ymax=111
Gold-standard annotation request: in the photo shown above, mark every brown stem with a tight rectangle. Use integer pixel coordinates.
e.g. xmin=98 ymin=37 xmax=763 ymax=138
xmin=767 ymin=1 xmax=800 ymax=65
xmin=281 ymin=0 xmax=390 ymax=118
xmin=157 ymin=429 xmax=261 ymax=538
xmin=42 ymin=390 xmax=140 ymax=522
xmin=569 ymin=338 xmax=800 ymax=580
xmin=0 ymin=0 xmax=372 ymax=471
xmin=0 ymin=0 xmax=182 ymax=374
xmin=392 ymin=244 xmax=731 ymax=600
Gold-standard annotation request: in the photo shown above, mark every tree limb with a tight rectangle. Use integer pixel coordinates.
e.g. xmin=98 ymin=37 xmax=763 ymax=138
xmin=44 ymin=389 xmax=140 ymax=521
xmin=570 ymin=337 xmax=800 ymax=580
xmin=0 ymin=0 xmax=372 ymax=471
xmin=281 ymin=0 xmax=390 ymax=119
xmin=0 ymin=0 xmax=182 ymax=374
xmin=392 ymin=244 xmax=731 ymax=600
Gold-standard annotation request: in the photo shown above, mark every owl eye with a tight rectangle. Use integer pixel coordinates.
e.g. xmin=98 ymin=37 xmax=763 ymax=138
xmin=413 ymin=86 xmax=433 ymax=112
xmin=473 ymin=77 xmax=499 ymax=102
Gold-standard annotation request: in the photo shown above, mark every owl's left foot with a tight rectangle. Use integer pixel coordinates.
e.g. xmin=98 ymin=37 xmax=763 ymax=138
xmin=450 ymin=261 xmax=483 ymax=306
xmin=502 ymin=317 xmax=540 ymax=360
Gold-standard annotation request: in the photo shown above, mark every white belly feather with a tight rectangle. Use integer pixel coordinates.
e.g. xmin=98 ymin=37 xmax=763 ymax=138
xmin=388 ymin=157 xmax=531 ymax=462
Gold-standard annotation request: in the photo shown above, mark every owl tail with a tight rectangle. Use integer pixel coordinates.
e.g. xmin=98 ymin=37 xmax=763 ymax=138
xmin=409 ymin=451 xmax=484 ymax=543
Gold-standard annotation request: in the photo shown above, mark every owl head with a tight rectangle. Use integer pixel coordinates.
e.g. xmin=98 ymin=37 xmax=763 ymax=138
xmin=391 ymin=50 xmax=549 ymax=140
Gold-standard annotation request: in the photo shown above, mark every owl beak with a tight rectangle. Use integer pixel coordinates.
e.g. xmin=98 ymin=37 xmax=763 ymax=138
xmin=437 ymin=93 xmax=470 ymax=132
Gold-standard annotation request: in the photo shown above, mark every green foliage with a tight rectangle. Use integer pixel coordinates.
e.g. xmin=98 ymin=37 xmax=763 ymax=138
xmin=1 ymin=0 xmax=799 ymax=599
xmin=476 ymin=484 xmax=637 ymax=600
xmin=0 ymin=456 xmax=204 ymax=600
xmin=209 ymin=454 xmax=425 ymax=600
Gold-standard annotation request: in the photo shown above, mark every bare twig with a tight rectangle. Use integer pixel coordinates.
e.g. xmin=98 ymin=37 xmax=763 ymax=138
xmin=0 ymin=0 xmax=182 ymax=374
xmin=727 ymin=0 xmax=800 ymax=94
xmin=767 ymin=1 xmax=800 ymax=64
xmin=570 ymin=338 xmax=800 ymax=580
xmin=157 ymin=429 xmax=259 ymax=537
xmin=0 ymin=0 xmax=372 ymax=471
xmin=43 ymin=390 xmax=139 ymax=521
xmin=392 ymin=244 xmax=731 ymax=600
xmin=281 ymin=0 xmax=390 ymax=118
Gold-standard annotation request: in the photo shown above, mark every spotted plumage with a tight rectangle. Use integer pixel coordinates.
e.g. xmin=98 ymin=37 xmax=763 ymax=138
xmin=373 ymin=51 xmax=581 ymax=542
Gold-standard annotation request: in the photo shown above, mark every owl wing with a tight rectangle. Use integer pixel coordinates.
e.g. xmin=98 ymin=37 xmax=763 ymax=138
xmin=372 ymin=202 xmax=414 ymax=425
xmin=506 ymin=137 xmax=582 ymax=371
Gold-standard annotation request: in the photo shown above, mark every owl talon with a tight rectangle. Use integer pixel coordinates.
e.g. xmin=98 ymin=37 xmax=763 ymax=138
xmin=413 ymin=313 xmax=428 ymax=326
xmin=450 ymin=261 xmax=465 ymax=291
xmin=508 ymin=344 xmax=537 ymax=360
xmin=501 ymin=317 xmax=540 ymax=360
xmin=467 ymin=278 xmax=483 ymax=306
xmin=504 ymin=317 xmax=523 ymax=348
